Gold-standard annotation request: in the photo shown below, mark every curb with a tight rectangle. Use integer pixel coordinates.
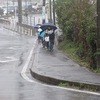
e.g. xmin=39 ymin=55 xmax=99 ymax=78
xmin=30 ymin=68 xmax=100 ymax=92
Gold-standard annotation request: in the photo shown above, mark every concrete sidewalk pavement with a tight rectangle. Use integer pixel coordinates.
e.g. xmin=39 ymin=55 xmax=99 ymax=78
xmin=30 ymin=44 xmax=100 ymax=91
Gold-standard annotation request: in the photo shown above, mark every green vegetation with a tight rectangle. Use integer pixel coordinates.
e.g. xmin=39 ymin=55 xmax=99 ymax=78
xmin=94 ymin=68 xmax=100 ymax=73
xmin=59 ymin=82 xmax=69 ymax=87
xmin=58 ymin=40 xmax=89 ymax=68
xmin=55 ymin=0 xmax=97 ymax=70
xmin=59 ymin=81 xmax=99 ymax=92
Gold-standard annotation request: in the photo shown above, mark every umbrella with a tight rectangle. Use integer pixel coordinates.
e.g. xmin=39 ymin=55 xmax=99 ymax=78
xmin=40 ymin=23 xmax=57 ymax=31
xmin=33 ymin=24 xmax=41 ymax=29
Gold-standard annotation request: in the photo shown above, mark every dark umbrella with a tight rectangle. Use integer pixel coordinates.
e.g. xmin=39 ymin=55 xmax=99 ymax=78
xmin=40 ymin=23 xmax=57 ymax=31
xmin=33 ymin=24 xmax=41 ymax=29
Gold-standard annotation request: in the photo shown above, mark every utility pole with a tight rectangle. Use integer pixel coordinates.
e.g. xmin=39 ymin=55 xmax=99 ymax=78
xmin=12 ymin=0 xmax=14 ymax=6
xmin=7 ymin=0 xmax=8 ymax=15
xmin=42 ymin=0 xmax=46 ymax=24
xmin=49 ymin=0 xmax=52 ymax=23
xmin=53 ymin=0 xmax=55 ymax=24
xmin=97 ymin=0 xmax=100 ymax=68
xmin=18 ymin=0 xmax=22 ymax=23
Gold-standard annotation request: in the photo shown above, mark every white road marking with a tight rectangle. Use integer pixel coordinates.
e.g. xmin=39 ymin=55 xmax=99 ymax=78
xmin=0 ymin=56 xmax=18 ymax=63
xmin=21 ymin=38 xmax=37 ymax=82
xmin=21 ymin=73 xmax=34 ymax=83
xmin=35 ymin=82 xmax=100 ymax=96
xmin=8 ymin=47 xmax=20 ymax=50
xmin=50 ymin=85 xmax=100 ymax=96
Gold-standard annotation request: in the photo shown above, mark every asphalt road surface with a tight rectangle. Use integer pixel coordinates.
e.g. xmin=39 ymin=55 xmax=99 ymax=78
xmin=0 ymin=25 xmax=100 ymax=100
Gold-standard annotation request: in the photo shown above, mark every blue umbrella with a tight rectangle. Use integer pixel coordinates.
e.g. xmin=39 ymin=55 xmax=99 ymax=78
xmin=33 ymin=24 xmax=41 ymax=29
xmin=40 ymin=23 xmax=57 ymax=31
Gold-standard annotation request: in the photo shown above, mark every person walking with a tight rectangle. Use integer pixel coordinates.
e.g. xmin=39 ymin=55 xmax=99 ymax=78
xmin=49 ymin=31 xmax=55 ymax=51
xmin=47 ymin=27 xmax=55 ymax=51
xmin=37 ymin=27 xmax=42 ymax=43
xmin=39 ymin=30 xmax=45 ymax=48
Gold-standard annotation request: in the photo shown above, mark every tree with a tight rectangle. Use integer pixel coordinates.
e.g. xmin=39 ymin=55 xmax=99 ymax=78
xmin=55 ymin=0 xmax=97 ymax=69
xmin=97 ymin=0 xmax=100 ymax=68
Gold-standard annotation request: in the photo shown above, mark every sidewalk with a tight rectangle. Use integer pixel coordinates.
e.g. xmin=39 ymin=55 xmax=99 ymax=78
xmin=30 ymin=44 xmax=100 ymax=91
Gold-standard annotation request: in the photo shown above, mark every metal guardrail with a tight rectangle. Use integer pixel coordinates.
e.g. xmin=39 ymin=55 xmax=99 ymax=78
xmin=0 ymin=18 xmax=10 ymax=25
xmin=0 ymin=18 xmax=36 ymax=36
xmin=16 ymin=22 xmax=35 ymax=36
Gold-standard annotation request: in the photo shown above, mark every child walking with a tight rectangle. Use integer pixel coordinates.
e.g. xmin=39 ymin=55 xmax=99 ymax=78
xmin=44 ymin=33 xmax=49 ymax=49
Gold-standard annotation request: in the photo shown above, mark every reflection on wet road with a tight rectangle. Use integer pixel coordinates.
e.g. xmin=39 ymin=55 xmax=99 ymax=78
xmin=0 ymin=26 xmax=100 ymax=100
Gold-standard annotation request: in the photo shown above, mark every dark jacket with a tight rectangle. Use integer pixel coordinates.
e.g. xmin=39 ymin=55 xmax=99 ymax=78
xmin=49 ymin=32 xmax=55 ymax=44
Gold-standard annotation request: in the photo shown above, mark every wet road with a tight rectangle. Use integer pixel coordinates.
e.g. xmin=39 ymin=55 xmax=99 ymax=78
xmin=0 ymin=25 xmax=100 ymax=100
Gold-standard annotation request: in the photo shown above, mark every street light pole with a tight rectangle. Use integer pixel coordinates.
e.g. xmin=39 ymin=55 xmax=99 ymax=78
xmin=97 ymin=0 xmax=100 ymax=68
